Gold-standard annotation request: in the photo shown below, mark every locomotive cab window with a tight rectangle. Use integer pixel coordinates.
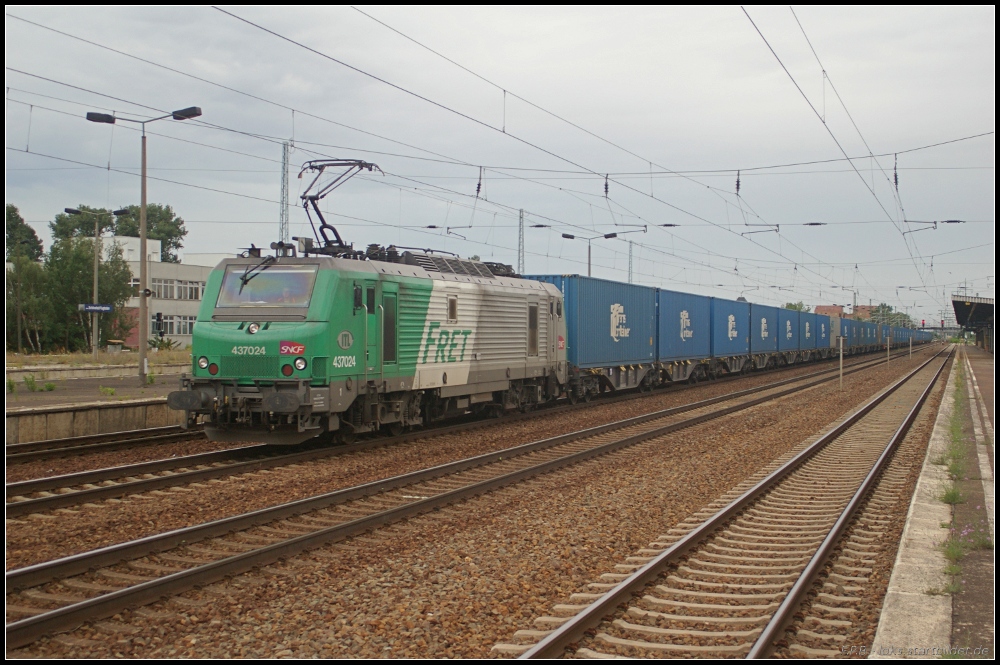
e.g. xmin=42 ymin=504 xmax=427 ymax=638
xmin=448 ymin=295 xmax=458 ymax=323
xmin=556 ymin=301 xmax=562 ymax=317
xmin=528 ymin=304 xmax=539 ymax=356
xmin=216 ymin=264 xmax=318 ymax=308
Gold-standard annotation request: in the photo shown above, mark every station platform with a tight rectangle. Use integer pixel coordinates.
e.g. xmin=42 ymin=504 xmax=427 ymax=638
xmin=871 ymin=346 xmax=994 ymax=658
xmin=5 ymin=374 xmax=177 ymax=411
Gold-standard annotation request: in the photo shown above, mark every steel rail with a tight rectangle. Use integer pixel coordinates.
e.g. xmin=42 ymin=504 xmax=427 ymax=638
xmin=6 ymin=350 xmax=909 ymax=516
xmin=519 ymin=346 xmax=949 ymax=659
xmin=5 ymin=426 xmax=203 ymax=463
xmin=5 ymin=346 xmax=908 ymax=649
xmin=746 ymin=347 xmax=951 ymax=657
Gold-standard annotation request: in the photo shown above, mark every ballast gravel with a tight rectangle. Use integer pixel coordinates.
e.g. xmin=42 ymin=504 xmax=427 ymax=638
xmin=9 ymin=351 xmax=938 ymax=658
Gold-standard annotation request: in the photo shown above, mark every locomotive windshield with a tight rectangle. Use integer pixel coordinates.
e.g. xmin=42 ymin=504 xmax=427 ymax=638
xmin=216 ymin=264 xmax=318 ymax=308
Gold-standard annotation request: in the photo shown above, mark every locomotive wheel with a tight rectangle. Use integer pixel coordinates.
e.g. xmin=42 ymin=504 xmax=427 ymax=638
xmin=338 ymin=430 xmax=356 ymax=445
xmin=583 ymin=391 xmax=592 ymax=403
xmin=386 ymin=422 xmax=404 ymax=437
xmin=568 ymin=392 xmax=579 ymax=405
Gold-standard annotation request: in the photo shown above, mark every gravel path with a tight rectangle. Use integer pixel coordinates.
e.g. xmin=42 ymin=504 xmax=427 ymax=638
xmin=9 ymin=351 xmax=936 ymax=657
xmin=5 ymin=355 xmax=903 ymax=571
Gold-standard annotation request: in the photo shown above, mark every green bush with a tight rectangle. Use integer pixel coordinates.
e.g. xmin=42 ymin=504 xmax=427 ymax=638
xmin=43 ymin=382 xmax=56 ymax=391
xmin=23 ymin=375 xmax=37 ymax=392
xmin=99 ymin=386 xmax=116 ymax=396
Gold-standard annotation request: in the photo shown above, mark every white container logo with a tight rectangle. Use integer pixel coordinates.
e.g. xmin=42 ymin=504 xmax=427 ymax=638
xmin=805 ymin=322 xmax=811 ymax=339
xmin=821 ymin=323 xmax=827 ymax=339
xmin=727 ymin=314 xmax=738 ymax=340
xmin=680 ymin=310 xmax=694 ymax=341
xmin=761 ymin=318 xmax=769 ymax=339
xmin=786 ymin=320 xmax=793 ymax=339
xmin=611 ymin=303 xmax=630 ymax=342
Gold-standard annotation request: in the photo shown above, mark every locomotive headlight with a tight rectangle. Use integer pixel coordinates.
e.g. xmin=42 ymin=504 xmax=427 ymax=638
xmin=247 ymin=322 xmax=260 ymax=335
xmin=198 ymin=356 xmax=209 ymax=369
xmin=294 ymin=357 xmax=308 ymax=371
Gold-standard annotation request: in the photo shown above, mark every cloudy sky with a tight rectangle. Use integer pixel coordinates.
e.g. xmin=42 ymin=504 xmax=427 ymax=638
xmin=5 ymin=6 xmax=995 ymax=322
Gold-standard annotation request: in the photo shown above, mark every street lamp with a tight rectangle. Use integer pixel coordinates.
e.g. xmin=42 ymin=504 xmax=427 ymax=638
xmin=561 ymin=227 xmax=646 ymax=277
xmin=86 ymin=106 xmax=202 ymax=385
xmin=65 ymin=207 xmax=129 ymax=360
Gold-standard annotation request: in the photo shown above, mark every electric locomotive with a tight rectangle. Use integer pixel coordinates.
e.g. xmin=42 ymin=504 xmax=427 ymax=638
xmin=168 ymin=159 xmax=568 ymax=444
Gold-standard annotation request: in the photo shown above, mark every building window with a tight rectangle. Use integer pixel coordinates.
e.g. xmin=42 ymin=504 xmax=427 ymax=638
xmin=152 ymin=278 xmax=175 ymax=299
xmin=178 ymin=316 xmax=197 ymax=335
xmin=176 ymin=281 xmax=202 ymax=300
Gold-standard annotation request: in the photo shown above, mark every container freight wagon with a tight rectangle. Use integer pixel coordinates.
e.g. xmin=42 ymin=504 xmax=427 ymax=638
xmin=750 ymin=304 xmax=779 ymax=367
xmin=709 ymin=297 xmax=751 ymax=373
xmin=528 ymin=275 xmax=657 ymax=396
xmin=815 ymin=314 xmax=832 ymax=357
xmin=799 ymin=312 xmax=817 ymax=357
xmin=657 ymin=289 xmax=712 ymax=382
xmin=778 ymin=308 xmax=800 ymax=363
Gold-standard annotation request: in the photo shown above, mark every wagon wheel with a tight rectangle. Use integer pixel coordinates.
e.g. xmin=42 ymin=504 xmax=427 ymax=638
xmin=386 ymin=422 xmax=404 ymax=437
xmin=583 ymin=390 xmax=592 ymax=403
xmin=567 ymin=391 xmax=579 ymax=405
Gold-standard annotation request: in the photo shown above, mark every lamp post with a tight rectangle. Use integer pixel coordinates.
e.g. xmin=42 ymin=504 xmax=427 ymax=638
xmin=561 ymin=227 xmax=646 ymax=277
xmin=64 ymin=207 xmax=130 ymax=360
xmin=86 ymin=106 xmax=202 ymax=384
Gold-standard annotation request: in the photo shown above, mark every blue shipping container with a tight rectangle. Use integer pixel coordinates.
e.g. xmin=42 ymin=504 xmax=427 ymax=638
xmin=816 ymin=314 xmax=832 ymax=348
xmin=526 ymin=275 xmax=656 ymax=368
xmin=750 ymin=304 xmax=778 ymax=353
xmin=710 ymin=297 xmax=750 ymax=357
xmin=778 ymin=309 xmax=800 ymax=351
xmin=800 ymin=312 xmax=817 ymax=349
xmin=658 ymin=289 xmax=711 ymax=361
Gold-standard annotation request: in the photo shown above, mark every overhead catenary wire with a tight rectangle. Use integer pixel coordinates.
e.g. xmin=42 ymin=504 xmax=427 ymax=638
xmin=6 ymin=13 xmax=988 ymax=313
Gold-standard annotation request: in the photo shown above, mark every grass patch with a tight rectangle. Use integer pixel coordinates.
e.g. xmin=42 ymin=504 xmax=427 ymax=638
xmin=942 ymin=537 xmax=966 ymax=562
xmin=43 ymin=382 xmax=56 ymax=391
xmin=98 ymin=386 xmax=116 ymax=397
xmin=146 ymin=372 xmax=156 ymax=385
xmin=940 ymin=485 xmax=964 ymax=504
xmin=22 ymin=375 xmax=38 ymax=392
xmin=6 ymin=376 xmax=15 ymax=394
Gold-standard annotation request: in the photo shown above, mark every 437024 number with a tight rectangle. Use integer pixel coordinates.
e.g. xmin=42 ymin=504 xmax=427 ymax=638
xmin=231 ymin=346 xmax=266 ymax=355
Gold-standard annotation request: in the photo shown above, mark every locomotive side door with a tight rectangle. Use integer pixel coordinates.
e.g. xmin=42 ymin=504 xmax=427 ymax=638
xmin=381 ymin=282 xmax=398 ymax=377
xmin=364 ymin=280 xmax=379 ymax=381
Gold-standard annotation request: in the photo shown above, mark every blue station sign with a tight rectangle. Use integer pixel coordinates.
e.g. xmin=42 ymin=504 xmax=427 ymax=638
xmin=79 ymin=304 xmax=114 ymax=313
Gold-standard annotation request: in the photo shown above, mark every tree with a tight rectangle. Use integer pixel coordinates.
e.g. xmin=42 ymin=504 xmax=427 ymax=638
xmin=113 ymin=204 xmax=187 ymax=263
xmin=783 ymin=302 xmax=811 ymax=312
xmin=6 ymin=204 xmax=43 ymax=261
xmin=6 ymin=256 xmax=48 ymax=352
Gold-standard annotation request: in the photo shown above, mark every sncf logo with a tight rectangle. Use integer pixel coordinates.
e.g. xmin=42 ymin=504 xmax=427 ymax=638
xmin=280 ymin=341 xmax=306 ymax=355
xmin=611 ymin=304 xmax=630 ymax=342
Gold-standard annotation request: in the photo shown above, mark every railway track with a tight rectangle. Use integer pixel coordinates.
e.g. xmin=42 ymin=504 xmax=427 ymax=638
xmin=5 ymin=426 xmax=205 ymax=464
xmin=5 ymin=344 xmax=928 ymax=649
xmin=4 ymin=349 xmax=926 ymax=518
xmin=498 ymin=346 xmax=950 ymax=658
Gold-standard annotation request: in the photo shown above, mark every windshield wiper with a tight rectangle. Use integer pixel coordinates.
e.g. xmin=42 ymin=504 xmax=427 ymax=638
xmin=238 ymin=256 xmax=276 ymax=294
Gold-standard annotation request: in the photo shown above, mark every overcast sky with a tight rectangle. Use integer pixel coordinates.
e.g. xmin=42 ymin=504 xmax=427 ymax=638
xmin=5 ymin=6 xmax=995 ymax=322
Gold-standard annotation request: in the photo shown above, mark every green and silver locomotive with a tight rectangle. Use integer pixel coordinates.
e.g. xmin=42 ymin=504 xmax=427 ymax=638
xmin=168 ymin=160 xmax=568 ymax=444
